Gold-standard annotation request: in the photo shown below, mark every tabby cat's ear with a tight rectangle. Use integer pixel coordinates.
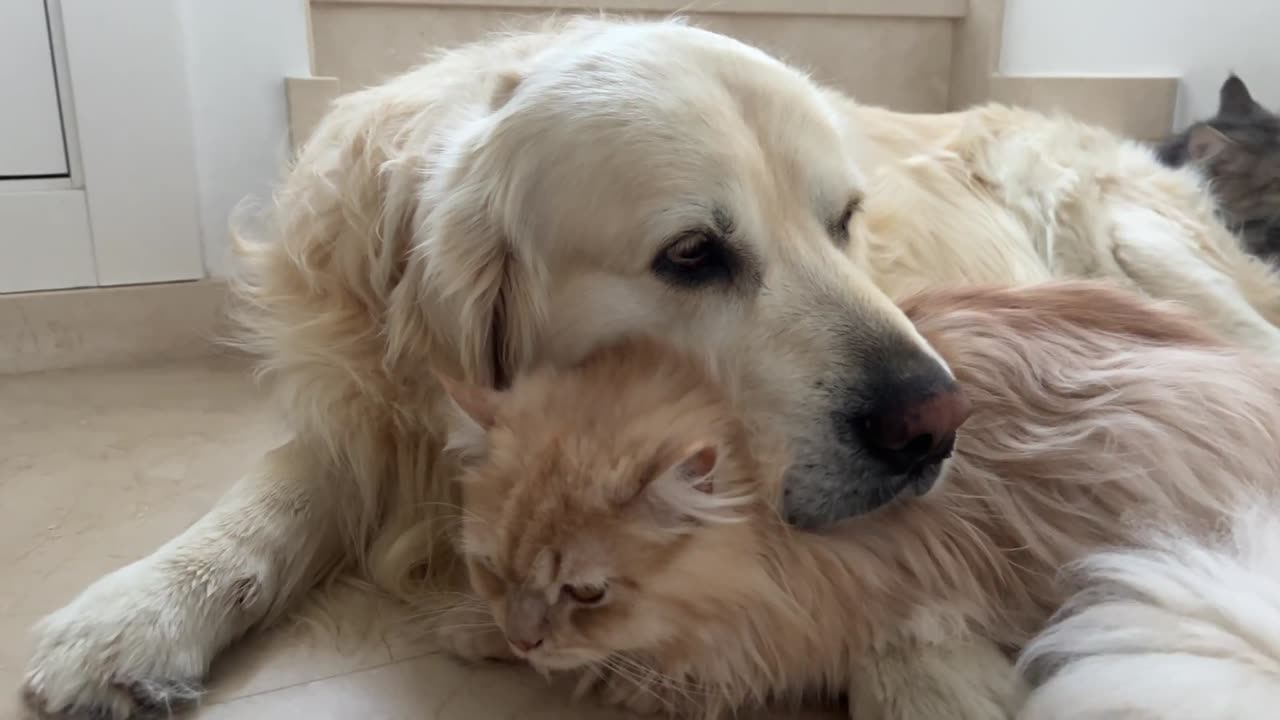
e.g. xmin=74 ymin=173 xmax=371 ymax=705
xmin=435 ymin=371 xmax=500 ymax=459
xmin=1218 ymin=74 xmax=1263 ymax=118
xmin=1187 ymin=125 xmax=1235 ymax=164
xmin=666 ymin=444 xmax=719 ymax=494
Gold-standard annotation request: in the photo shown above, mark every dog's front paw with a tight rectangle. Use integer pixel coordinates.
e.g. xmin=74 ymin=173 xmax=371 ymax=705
xmin=23 ymin=565 xmax=213 ymax=719
xmin=434 ymin=605 xmax=514 ymax=663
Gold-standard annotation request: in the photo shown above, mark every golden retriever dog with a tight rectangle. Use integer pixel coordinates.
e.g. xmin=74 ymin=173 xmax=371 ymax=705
xmin=21 ymin=18 xmax=1280 ymax=720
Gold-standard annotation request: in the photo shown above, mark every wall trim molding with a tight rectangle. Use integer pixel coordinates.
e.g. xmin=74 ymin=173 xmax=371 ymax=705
xmin=285 ymin=76 xmax=341 ymax=150
xmin=311 ymin=0 xmax=967 ymax=19
xmin=947 ymin=0 xmax=1003 ymax=110
xmin=988 ymin=74 xmax=1179 ymax=140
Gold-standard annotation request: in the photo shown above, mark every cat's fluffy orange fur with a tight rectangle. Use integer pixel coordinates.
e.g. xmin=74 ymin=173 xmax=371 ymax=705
xmin=441 ymin=281 xmax=1280 ymax=718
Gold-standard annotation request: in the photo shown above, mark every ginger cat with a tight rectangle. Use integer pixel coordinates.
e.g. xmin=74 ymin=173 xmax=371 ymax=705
xmin=436 ymin=282 xmax=1280 ymax=720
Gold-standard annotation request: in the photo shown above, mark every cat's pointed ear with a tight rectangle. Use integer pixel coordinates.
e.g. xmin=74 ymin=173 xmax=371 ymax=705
xmin=435 ymin=371 xmax=500 ymax=458
xmin=1219 ymin=74 xmax=1263 ymax=118
xmin=1187 ymin=125 xmax=1235 ymax=164
xmin=666 ymin=443 xmax=719 ymax=494
xmin=641 ymin=441 xmax=747 ymax=527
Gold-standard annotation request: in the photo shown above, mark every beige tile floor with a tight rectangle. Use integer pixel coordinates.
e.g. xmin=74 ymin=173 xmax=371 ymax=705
xmin=1 ymin=360 xmax=839 ymax=720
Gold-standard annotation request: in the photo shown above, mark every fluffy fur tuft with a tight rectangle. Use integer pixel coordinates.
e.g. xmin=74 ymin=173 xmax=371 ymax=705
xmin=1020 ymin=502 xmax=1280 ymax=719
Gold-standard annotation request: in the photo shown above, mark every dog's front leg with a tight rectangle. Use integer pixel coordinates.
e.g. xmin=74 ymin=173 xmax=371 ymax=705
xmin=22 ymin=440 xmax=342 ymax=719
xmin=848 ymin=629 xmax=1025 ymax=720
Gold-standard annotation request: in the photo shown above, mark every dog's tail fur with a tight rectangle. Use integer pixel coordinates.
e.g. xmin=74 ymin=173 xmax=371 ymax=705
xmin=1018 ymin=501 xmax=1280 ymax=720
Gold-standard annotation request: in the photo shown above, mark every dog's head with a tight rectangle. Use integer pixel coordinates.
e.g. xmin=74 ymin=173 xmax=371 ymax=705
xmin=419 ymin=20 xmax=966 ymax=526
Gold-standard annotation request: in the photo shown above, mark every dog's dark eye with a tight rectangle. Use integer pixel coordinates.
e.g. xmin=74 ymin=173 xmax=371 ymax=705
xmin=652 ymin=231 xmax=736 ymax=288
xmin=563 ymin=582 xmax=608 ymax=605
xmin=668 ymin=235 xmax=711 ymax=265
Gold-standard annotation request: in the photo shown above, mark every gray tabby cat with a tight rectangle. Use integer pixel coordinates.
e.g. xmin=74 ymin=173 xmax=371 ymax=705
xmin=1159 ymin=75 xmax=1280 ymax=263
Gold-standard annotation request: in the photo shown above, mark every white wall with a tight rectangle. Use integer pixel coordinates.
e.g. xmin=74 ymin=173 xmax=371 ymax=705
xmin=1000 ymin=0 xmax=1280 ymax=129
xmin=178 ymin=0 xmax=312 ymax=277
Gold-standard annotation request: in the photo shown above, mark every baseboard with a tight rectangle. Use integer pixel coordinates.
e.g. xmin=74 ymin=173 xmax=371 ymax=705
xmin=0 ymin=280 xmax=239 ymax=375
xmin=987 ymin=75 xmax=1179 ymax=141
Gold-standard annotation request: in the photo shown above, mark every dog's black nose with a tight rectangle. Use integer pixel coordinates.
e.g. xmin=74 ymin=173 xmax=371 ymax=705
xmin=858 ymin=375 xmax=970 ymax=475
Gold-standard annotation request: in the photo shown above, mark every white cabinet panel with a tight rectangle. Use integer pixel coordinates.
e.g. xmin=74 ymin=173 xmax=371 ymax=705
xmin=0 ymin=0 xmax=68 ymax=177
xmin=0 ymin=190 xmax=96 ymax=293
xmin=61 ymin=0 xmax=204 ymax=285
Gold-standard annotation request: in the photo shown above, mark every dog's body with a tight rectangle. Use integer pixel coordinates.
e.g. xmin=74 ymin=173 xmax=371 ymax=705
xmin=843 ymin=102 xmax=1280 ymax=354
xmin=21 ymin=19 xmax=1280 ymax=720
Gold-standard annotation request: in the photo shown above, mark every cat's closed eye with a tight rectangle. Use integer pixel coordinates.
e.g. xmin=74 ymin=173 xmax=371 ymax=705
xmin=563 ymin=582 xmax=608 ymax=605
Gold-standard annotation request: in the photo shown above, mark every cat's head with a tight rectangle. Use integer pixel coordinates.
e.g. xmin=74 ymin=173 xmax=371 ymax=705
xmin=437 ymin=338 xmax=775 ymax=671
xmin=1170 ymin=75 xmax=1280 ymax=257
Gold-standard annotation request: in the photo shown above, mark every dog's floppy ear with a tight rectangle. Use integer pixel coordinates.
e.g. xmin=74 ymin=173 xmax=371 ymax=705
xmin=417 ymin=73 xmax=543 ymax=391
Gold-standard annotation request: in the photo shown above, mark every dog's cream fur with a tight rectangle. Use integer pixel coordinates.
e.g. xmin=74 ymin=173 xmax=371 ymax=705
xmin=843 ymin=103 xmax=1280 ymax=354
xmin=21 ymin=18 xmax=1280 ymax=720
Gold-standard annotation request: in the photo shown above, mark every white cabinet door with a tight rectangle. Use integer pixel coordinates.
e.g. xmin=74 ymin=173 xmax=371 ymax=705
xmin=0 ymin=0 xmax=92 ymax=293
xmin=0 ymin=0 xmax=68 ymax=177
xmin=0 ymin=190 xmax=96 ymax=292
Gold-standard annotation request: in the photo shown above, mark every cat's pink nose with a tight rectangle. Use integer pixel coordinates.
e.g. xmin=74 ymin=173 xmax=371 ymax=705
xmin=509 ymin=637 xmax=543 ymax=653
xmin=506 ymin=591 xmax=549 ymax=654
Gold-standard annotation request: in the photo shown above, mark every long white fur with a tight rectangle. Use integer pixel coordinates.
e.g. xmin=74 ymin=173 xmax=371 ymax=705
xmin=1020 ymin=502 xmax=1280 ymax=719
